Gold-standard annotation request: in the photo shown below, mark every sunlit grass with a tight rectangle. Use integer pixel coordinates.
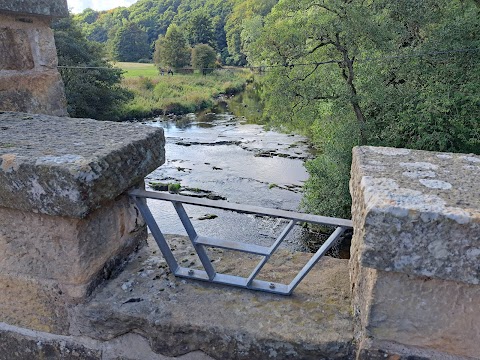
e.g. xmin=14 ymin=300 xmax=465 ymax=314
xmin=115 ymin=62 xmax=158 ymax=78
xmin=116 ymin=63 xmax=252 ymax=119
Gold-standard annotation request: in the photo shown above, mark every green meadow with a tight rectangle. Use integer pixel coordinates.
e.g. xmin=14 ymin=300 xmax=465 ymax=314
xmin=116 ymin=62 xmax=250 ymax=119
xmin=115 ymin=62 xmax=159 ymax=78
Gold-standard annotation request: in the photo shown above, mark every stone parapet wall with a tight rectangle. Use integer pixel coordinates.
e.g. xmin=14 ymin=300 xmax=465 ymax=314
xmin=0 ymin=6 xmax=68 ymax=115
xmin=0 ymin=112 xmax=165 ymax=217
xmin=350 ymin=146 xmax=480 ymax=359
xmin=0 ymin=0 xmax=68 ymax=18
xmin=0 ymin=136 xmax=478 ymax=358
xmin=0 ymin=112 xmax=165 ymax=335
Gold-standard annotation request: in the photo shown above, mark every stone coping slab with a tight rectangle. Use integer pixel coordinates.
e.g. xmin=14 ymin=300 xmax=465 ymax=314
xmin=0 ymin=112 xmax=165 ymax=217
xmin=351 ymin=146 xmax=480 ymax=285
xmin=0 ymin=0 xmax=68 ymax=18
xmin=72 ymin=235 xmax=354 ymax=360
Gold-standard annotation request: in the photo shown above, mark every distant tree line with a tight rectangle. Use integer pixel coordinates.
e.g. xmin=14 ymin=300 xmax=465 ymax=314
xmin=73 ymin=0 xmax=278 ymax=65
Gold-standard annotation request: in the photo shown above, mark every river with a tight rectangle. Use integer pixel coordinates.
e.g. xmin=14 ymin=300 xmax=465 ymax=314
xmin=142 ymin=108 xmax=315 ymax=252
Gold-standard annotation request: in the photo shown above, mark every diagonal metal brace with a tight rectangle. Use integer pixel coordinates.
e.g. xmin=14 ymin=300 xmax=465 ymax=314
xmin=130 ymin=189 xmax=352 ymax=295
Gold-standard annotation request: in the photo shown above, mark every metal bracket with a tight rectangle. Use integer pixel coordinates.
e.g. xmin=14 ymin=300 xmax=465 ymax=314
xmin=130 ymin=189 xmax=352 ymax=295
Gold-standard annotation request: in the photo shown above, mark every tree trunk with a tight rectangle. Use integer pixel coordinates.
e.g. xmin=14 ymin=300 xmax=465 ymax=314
xmin=335 ymin=34 xmax=367 ymax=144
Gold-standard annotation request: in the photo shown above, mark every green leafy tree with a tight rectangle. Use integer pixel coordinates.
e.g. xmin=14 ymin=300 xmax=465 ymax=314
xmin=184 ymin=10 xmax=214 ymax=47
xmin=153 ymin=24 xmax=191 ymax=70
xmin=246 ymin=0 xmax=479 ymax=219
xmin=111 ymin=22 xmax=150 ymax=61
xmin=225 ymin=0 xmax=278 ymax=65
xmin=52 ymin=16 xmax=132 ymax=120
xmin=191 ymin=44 xmax=217 ymax=71
xmin=361 ymin=0 xmax=480 ymax=154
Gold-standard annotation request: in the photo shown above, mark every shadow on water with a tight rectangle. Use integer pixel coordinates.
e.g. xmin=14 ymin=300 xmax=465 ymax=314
xmin=213 ymin=83 xmax=266 ymax=125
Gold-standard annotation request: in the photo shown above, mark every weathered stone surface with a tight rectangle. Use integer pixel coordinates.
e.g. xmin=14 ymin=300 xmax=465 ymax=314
xmin=0 ymin=273 xmax=70 ymax=334
xmin=0 ymin=72 xmax=67 ymax=116
xmin=36 ymin=22 xmax=61 ymax=69
xmin=0 ymin=328 xmax=101 ymax=360
xmin=72 ymin=235 xmax=354 ymax=360
xmin=350 ymin=146 xmax=480 ymax=285
xmin=0 ymin=13 xmax=67 ymax=115
xmin=0 ymin=27 xmax=34 ymax=70
xmin=350 ymin=146 xmax=480 ymax=359
xmin=352 ymin=267 xmax=480 ymax=359
xmin=0 ymin=195 xmax=147 ymax=334
xmin=0 ymin=0 xmax=68 ymax=18
xmin=0 ymin=14 xmax=60 ymax=71
xmin=0 ymin=112 xmax=165 ymax=217
xmin=0 ymin=195 xmax=145 ymax=293
xmin=0 ymin=323 xmax=215 ymax=360
xmin=357 ymin=344 xmax=473 ymax=360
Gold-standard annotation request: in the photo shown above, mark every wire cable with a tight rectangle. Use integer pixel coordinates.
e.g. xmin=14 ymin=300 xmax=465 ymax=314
xmin=57 ymin=47 xmax=480 ymax=71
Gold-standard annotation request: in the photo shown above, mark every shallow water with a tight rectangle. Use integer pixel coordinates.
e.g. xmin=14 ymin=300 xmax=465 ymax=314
xmin=143 ymin=113 xmax=313 ymax=251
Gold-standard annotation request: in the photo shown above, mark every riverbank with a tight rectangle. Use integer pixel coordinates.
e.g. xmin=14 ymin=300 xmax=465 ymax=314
xmin=116 ymin=62 xmax=251 ymax=120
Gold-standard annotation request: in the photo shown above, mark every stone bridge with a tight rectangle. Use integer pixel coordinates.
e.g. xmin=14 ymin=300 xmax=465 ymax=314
xmin=0 ymin=2 xmax=479 ymax=359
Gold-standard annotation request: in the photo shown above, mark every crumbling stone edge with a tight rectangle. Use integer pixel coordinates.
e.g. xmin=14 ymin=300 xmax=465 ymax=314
xmin=0 ymin=322 xmax=213 ymax=360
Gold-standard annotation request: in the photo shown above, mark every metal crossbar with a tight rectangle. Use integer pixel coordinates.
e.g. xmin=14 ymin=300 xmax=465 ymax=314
xmin=130 ymin=189 xmax=353 ymax=295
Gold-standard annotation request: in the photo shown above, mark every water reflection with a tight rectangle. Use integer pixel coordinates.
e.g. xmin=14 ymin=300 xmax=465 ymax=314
xmin=144 ymin=113 xmax=311 ymax=251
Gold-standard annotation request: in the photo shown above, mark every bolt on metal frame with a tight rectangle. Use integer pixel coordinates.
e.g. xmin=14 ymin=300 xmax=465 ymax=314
xmin=130 ymin=189 xmax=353 ymax=295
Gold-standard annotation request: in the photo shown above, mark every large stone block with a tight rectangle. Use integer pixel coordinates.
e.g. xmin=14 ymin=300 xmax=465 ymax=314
xmin=0 ymin=27 xmax=34 ymax=70
xmin=0 ymin=112 xmax=165 ymax=334
xmin=0 ymin=72 xmax=67 ymax=116
xmin=350 ymin=146 xmax=480 ymax=359
xmin=0 ymin=195 xmax=147 ymax=334
xmin=350 ymin=146 xmax=479 ymax=285
xmin=0 ymin=112 xmax=165 ymax=217
xmin=0 ymin=195 xmax=145 ymax=292
xmin=0 ymin=14 xmax=60 ymax=71
xmin=0 ymin=13 xmax=67 ymax=115
xmin=0 ymin=0 xmax=68 ymax=18
xmin=352 ymin=267 xmax=480 ymax=359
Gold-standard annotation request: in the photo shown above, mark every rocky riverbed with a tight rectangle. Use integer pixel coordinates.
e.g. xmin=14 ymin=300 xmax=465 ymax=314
xmin=142 ymin=113 xmax=313 ymax=251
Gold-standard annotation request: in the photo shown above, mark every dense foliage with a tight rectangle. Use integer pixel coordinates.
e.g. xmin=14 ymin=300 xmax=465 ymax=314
xmin=73 ymin=0 xmax=281 ymax=65
xmin=52 ymin=16 xmax=132 ymax=120
xmin=153 ymin=24 xmax=191 ymax=69
xmin=191 ymin=44 xmax=217 ymax=71
xmin=111 ymin=22 xmax=150 ymax=61
xmin=243 ymin=0 xmax=479 ymax=218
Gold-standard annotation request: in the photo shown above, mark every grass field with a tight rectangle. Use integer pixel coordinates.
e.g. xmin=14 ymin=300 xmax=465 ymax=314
xmin=115 ymin=62 xmax=252 ymax=119
xmin=115 ymin=62 xmax=159 ymax=78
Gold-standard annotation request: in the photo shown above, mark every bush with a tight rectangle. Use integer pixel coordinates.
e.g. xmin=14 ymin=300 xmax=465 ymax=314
xmin=52 ymin=16 xmax=132 ymax=121
xmin=191 ymin=44 xmax=217 ymax=71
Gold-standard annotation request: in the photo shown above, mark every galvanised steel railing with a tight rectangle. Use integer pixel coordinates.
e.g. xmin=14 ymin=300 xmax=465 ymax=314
xmin=130 ymin=189 xmax=353 ymax=295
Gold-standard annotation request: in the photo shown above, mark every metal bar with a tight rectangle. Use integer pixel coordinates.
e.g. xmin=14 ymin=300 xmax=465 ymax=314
xmin=132 ymin=196 xmax=179 ymax=273
xmin=287 ymin=226 xmax=347 ymax=295
xmin=196 ymin=236 xmax=271 ymax=256
xmin=175 ymin=267 xmax=290 ymax=295
xmin=246 ymin=220 xmax=296 ymax=286
xmin=172 ymin=202 xmax=216 ymax=280
xmin=130 ymin=190 xmax=353 ymax=296
xmin=268 ymin=220 xmax=297 ymax=254
xmin=129 ymin=189 xmax=353 ymax=228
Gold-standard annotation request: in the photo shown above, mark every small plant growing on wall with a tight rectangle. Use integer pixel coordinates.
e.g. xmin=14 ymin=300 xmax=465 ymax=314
xmin=168 ymin=183 xmax=181 ymax=193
